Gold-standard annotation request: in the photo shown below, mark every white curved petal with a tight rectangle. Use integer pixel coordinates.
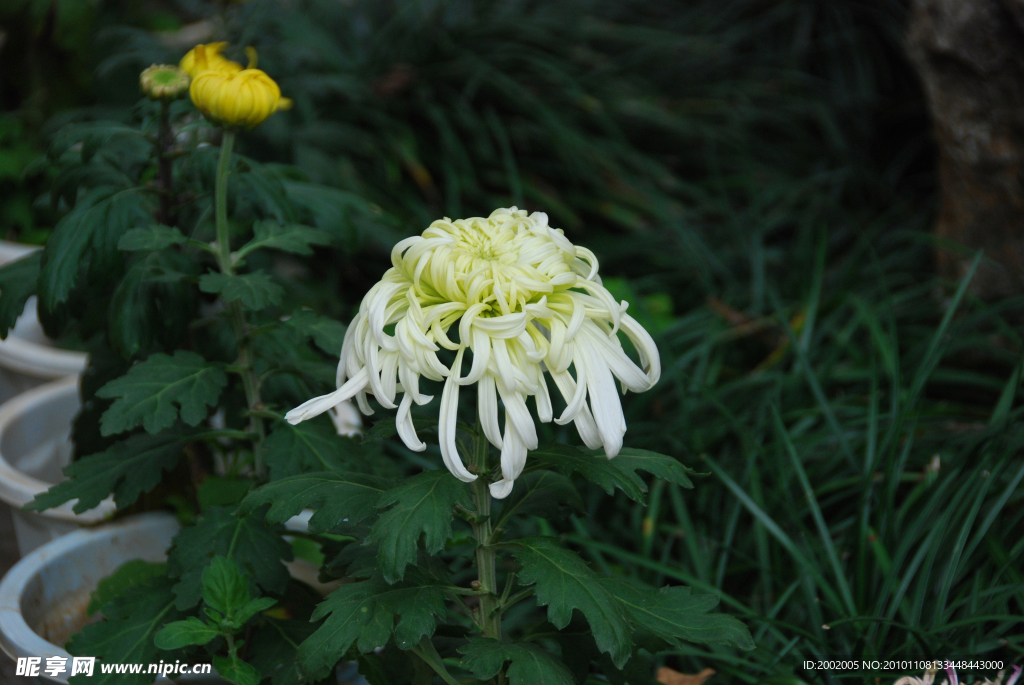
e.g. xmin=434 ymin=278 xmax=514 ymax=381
xmin=286 ymin=368 xmax=370 ymax=425
xmin=489 ymin=479 xmax=515 ymax=499
xmin=578 ymin=337 xmax=626 ymax=457
xmin=438 ymin=349 xmax=477 ymax=482
xmin=620 ymin=313 xmax=661 ymax=387
xmin=491 ymin=410 xmax=528 ymax=499
xmin=461 ymin=328 xmax=492 ymax=386
xmin=328 ymin=402 xmax=362 ymax=437
xmin=535 ymin=375 xmax=553 ymax=423
xmin=396 ymin=393 xmax=426 ymax=452
xmin=495 ymin=381 xmax=537 ymax=450
xmin=478 ymin=374 xmax=503 ymax=449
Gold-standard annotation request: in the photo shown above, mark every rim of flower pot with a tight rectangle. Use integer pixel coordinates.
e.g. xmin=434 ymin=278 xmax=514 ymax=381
xmin=0 ymin=242 xmax=88 ymax=379
xmin=0 ymin=376 xmax=115 ymax=524
xmin=0 ymin=512 xmax=181 ymax=683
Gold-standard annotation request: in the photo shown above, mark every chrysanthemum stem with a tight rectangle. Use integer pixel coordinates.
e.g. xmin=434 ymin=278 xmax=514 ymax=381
xmin=156 ymin=99 xmax=173 ymax=225
xmin=470 ymin=429 xmax=501 ymax=641
xmin=214 ymin=131 xmax=267 ymax=478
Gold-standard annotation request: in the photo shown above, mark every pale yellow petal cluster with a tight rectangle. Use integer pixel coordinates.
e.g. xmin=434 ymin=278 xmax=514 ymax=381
xmin=286 ymin=208 xmax=661 ymax=498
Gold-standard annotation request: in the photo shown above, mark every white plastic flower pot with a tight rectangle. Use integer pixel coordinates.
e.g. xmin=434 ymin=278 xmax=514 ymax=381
xmin=0 ymin=512 xmax=366 ymax=685
xmin=0 ymin=377 xmax=115 ymax=557
xmin=0 ymin=513 xmax=182 ymax=684
xmin=0 ymin=241 xmax=88 ymax=406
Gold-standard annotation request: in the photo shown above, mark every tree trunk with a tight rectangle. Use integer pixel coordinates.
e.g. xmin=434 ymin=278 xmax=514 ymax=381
xmin=907 ymin=0 xmax=1024 ymax=297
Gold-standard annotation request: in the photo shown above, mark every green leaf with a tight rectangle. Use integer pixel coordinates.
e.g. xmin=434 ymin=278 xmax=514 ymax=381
xmin=118 ymin=225 xmax=187 ymax=251
xmin=247 ymin=618 xmax=321 ymax=685
xmin=263 ymin=418 xmax=364 ymax=478
xmin=96 ymin=351 xmax=228 ymax=436
xmin=0 ymin=251 xmax=40 ymax=339
xmin=361 ymin=416 xmax=438 ymax=444
xmin=298 ymin=575 xmax=447 ymax=681
xmin=67 ymin=576 xmax=184 ymax=685
xmin=38 ymin=186 xmax=127 ymax=309
xmin=602 ymin=578 xmax=754 ymax=650
xmin=154 ymin=616 xmax=220 ymax=649
xmin=167 ymin=507 xmax=292 ymax=610
xmin=27 ymin=428 xmax=194 ymax=513
xmin=285 ymin=309 xmax=347 ymax=355
xmin=510 ymin=537 xmax=632 ymax=668
xmin=496 ymin=470 xmax=584 ymax=528
xmin=235 ymin=597 xmax=278 ymax=627
xmin=236 ymin=220 xmax=332 ymax=260
xmin=367 ymin=470 xmax=472 ymax=583
xmin=200 ymin=270 xmax=284 ymax=310
xmin=533 ymin=444 xmax=694 ymax=504
xmin=108 ymin=250 xmax=197 ymax=359
xmin=241 ymin=471 xmax=388 ymax=533
xmin=214 ymin=655 xmax=262 ymax=685
xmin=88 ymin=560 xmax=168 ymax=614
xmin=197 ymin=476 xmax=252 ymax=508
xmin=459 ymin=639 xmax=575 ymax=685
xmin=203 ymin=556 xmax=251 ymax=617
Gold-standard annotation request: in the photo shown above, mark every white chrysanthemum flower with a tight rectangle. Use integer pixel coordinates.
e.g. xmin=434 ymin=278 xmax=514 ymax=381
xmin=285 ymin=207 xmax=660 ymax=498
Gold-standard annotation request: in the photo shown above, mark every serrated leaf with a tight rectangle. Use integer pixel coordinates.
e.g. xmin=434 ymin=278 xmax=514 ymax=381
xmin=154 ymin=616 xmax=220 ymax=649
xmin=27 ymin=428 xmax=195 ymax=513
xmin=298 ymin=575 xmax=447 ymax=680
xmin=0 ymin=251 xmax=40 ymax=339
xmin=200 ymin=270 xmax=284 ymax=310
xmin=248 ymin=618 xmax=320 ymax=685
xmin=109 ymin=251 xmax=197 ymax=359
xmin=602 ymin=579 xmax=753 ymax=650
xmin=533 ymin=444 xmax=694 ymax=504
xmin=39 ymin=186 xmax=133 ymax=309
xmin=496 ymin=470 xmax=584 ymax=528
xmin=285 ymin=309 xmax=347 ymax=355
xmin=88 ymin=560 xmax=168 ymax=614
xmin=96 ymin=350 xmax=227 ymax=436
xmin=67 ymin=576 xmax=185 ymax=685
xmin=215 ymin=655 xmax=262 ymax=685
xmin=237 ymin=220 xmax=332 ymax=259
xmin=325 ymin=541 xmax=380 ymax=580
xmin=234 ymin=597 xmax=277 ymax=627
xmin=367 ymin=471 xmax=472 ymax=583
xmin=263 ymin=418 xmax=366 ymax=478
xmin=167 ymin=507 xmax=292 ymax=610
xmin=459 ymin=638 xmax=575 ymax=685
xmin=510 ymin=537 xmax=632 ymax=668
xmin=241 ymin=471 xmax=388 ymax=533
xmin=203 ymin=556 xmax=251 ymax=617
xmin=118 ymin=225 xmax=187 ymax=251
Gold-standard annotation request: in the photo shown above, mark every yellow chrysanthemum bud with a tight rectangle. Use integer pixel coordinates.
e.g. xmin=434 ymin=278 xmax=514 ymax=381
xmin=179 ymin=42 xmax=243 ymax=77
xmin=190 ymin=65 xmax=292 ymax=129
xmin=139 ymin=64 xmax=190 ymax=100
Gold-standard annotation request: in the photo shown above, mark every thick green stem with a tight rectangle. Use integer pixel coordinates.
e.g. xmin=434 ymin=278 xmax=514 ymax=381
xmin=214 ymin=132 xmax=267 ymax=478
xmin=215 ymin=132 xmax=235 ymax=272
xmin=156 ymin=100 xmax=173 ymax=225
xmin=471 ymin=430 xmax=501 ymax=641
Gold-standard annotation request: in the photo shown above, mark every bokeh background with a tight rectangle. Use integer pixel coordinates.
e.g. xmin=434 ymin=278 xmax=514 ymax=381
xmin=2 ymin=0 xmax=1023 ymax=682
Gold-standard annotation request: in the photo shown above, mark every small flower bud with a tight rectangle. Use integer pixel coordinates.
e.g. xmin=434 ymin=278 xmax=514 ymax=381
xmin=140 ymin=65 xmax=190 ymax=101
xmin=190 ymin=62 xmax=292 ymax=129
xmin=179 ymin=42 xmax=243 ymax=77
